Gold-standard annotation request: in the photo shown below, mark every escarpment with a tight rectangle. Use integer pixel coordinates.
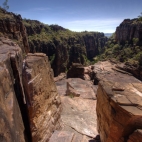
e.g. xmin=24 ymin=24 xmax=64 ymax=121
xmin=0 ymin=8 xmax=29 ymax=53
xmin=0 ymin=37 xmax=61 ymax=142
xmin=116 ymin=18 xmax=142 ymax=45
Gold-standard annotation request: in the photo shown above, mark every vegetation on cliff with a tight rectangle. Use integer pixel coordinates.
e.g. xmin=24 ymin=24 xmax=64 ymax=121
xmin=97 ymin=18 xmax=142 ymax=67
xmin=23 ymin=19 xmax=107 ymax=76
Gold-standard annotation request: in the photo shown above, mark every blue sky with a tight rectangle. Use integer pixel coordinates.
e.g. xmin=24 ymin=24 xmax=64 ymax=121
xmin=2 ymin=0 xmax=142 ymax=33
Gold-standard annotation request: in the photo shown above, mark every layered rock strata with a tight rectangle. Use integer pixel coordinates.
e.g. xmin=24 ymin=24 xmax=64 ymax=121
xmin=115 ymin=18 xmax=142 ymax=45
xmin=93 ymin=61 xmax=140 ymax=84
xmin=0 ymin=37 xmax=25 ymax=142
xmin=23 ymin=53 xmax=62 ymax=142
xmin=67 ymin=63 xmax=94 ymax=81
xmin=0 ymin=8 xmax=29 ymax=53
xmin=96 ymin=80 xmax=142 ymax=142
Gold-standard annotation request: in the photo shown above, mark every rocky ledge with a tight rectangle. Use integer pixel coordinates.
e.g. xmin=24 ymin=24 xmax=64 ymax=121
xmin=97 ymin=80 xmax=142 ymax=142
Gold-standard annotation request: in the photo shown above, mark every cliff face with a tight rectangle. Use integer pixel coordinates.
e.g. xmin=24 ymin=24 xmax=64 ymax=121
xmin=0 ymin=37 xmax=61 ymax=142
xmin=0 ymin=37 xmax=26 ymax=142
xmin=23 ymin=53 xmax=62 ymax=142
xmin=116 ymin=19 xmax=142 ymax=45
xmin=0 ymin=8 xmax=29 ymax=53
xmin=23 ymin=20 xmax=107 ymax=76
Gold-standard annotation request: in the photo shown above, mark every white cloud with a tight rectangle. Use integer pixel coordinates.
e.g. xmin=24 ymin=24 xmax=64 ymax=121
xmin=62 ymin=18 xmax=123 ymax=33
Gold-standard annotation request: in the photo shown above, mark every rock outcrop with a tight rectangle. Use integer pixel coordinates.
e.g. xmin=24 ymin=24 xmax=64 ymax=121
xmin=0 ymin=37 xmax=62 ymax=142
xmin=97 ymin=80 xmax=142 ymax=142
xmin=67 ymin=63 xmax=94 ymax=81
xmin=52 ymin=77 xmax=99 ymax=142
xmin=93 ymin=61 xmax=140 ymax=84
xmin=115 ymin=18 xmax=142 ymax=45
xmin=0 ymin=8 xmax=29 ymax=53
xmin=116 ymin=62 xmax=142 ymax=81
xmin=23 ymin=53 xmax=62 ymax=142
xmin=94 ymin=61 xmax=142 ymax=142
xmin=0 ymin=37 xmax=26 ymax=142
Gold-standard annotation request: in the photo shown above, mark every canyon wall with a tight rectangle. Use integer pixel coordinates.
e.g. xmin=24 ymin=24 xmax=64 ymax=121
xmin=0 ymin=8 xmax=29 ymax=53
xmin=23 ymin=20 xmax=107 ymax=76
xmin=115 ymin=18 xmax=142 ymax=45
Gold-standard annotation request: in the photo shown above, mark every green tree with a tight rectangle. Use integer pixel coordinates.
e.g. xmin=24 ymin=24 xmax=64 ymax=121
xmin=3 ymin=0 xmax=9 ymax=10
xmin=138 ymin=12 xmax=142 ymax=21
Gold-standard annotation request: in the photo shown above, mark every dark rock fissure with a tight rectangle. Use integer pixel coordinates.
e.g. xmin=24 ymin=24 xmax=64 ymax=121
xmin=10 ymin=58 xmax=32 ymax=142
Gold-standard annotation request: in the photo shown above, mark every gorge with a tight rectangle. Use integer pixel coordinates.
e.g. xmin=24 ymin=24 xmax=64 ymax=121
xmin=0 ymin=6 xmax=142 ymax=142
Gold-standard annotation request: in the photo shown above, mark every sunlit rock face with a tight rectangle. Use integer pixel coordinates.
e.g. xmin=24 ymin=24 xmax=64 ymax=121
xmin=23 ymin=53 xmax=62 ymax=142
xmin=115 ymin=18 xmax=142 ymax=45
xmin=0 ymin=37 xmax=25 ymax=142
xmin=96 ymin=80 xmax=142 ymax=142
xmin=0 ymin=8 xmax=29 ymax=53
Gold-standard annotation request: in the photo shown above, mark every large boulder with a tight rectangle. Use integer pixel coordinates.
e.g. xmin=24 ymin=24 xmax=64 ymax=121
xmin=0 ymin=37 xmax=25 ymax=142
xmin=96 ymin=80 xmax=142 ymax=142
xmin=23 ymin=53 xmax=62 ymax=142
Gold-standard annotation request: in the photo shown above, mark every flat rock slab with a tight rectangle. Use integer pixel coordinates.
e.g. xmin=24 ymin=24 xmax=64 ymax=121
xmin=56 ymin=78 xmax=97 ymax=99
xmin=61 ymin=96 xmax=98 ymax=138
xmin=56 ymin=79 xmax=67 ymax=96
xmin=49 ymin=131 xmax=74 ymax=142
xmin=93 ymin=61 xmax=141 ymax=84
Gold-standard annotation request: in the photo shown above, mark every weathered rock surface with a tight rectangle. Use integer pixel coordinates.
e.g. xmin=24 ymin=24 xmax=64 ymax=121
xmin=115 ymin=18 xmax=142 ymax=45
xmin=116 ymin=62 xmax=142 ymax=81
xmin=54 ymin=77 xmax=99 ymax=141
xmin=56 ymin=77 xmax=97 ymax=99
xmin=0 ymin=37 xmax=25 ymax=142
xmin=93 ymin=61 xmax=141 ymax=84
xmin=61 ymin=96 xmax=98 ymax=138
xmin=23 ymin=53 xmax=62 ymax=142
xmin=67 ymin=63 xmax=94 ymax=80
xmin=96 ymin=80 xmax=142 ymax=142
xmin=0 ymin=8 xmax=29 ymax=53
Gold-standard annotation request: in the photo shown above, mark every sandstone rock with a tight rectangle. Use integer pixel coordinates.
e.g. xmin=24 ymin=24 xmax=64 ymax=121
xmin=93 ymin=61 xmax=141 ymax=84
xmin=54 ymin=73 xmax=66 ymax=82
xmin=67 ymin=63 xmax=94 ymax=80
xmin=56 ymin=77 xmax=97 ymax=99
xmin=115 ymin=18 xmax=142 ymax=45
xmin=0 ymin=8 xmax=29 ymax=53
xmin=56 ymin=79 xmax=67 ymax=96
xmin=116 ymin=62 xmax=142 ymax=81
xmin=61 ymin=96 xmax=98 ymax=138
xmin=0 ymin=37 xmax=25 ymax=142
xmin=23 ymin=53 xmax=62 ymax=142
xmin=96 ymin=80 xmax=142 ymax=142
xmin=66 ymin=78 xmax=96 ymax=99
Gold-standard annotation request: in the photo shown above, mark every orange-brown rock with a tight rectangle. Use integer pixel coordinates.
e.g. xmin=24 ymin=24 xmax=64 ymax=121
xmin=93 ymin=61 xmax=140 ymax=84
xmin=0 ymin=37 xmax=25 ymax=142
xmin=67 ymin=63 xmax=94 ymax=81
xmin=23 ymin=53 xmax=62 ymax=142
xmin=96 ymin=80 xmax=142 ymax=142
xmin=0 ymin=8 xmax=29 ymax=53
